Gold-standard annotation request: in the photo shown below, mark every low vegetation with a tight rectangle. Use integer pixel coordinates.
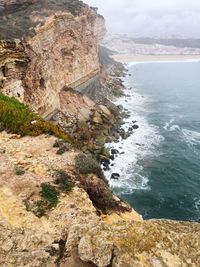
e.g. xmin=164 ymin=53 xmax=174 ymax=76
xmin=75 ymin=153 xmax=104 ymax=178
xmin=40 ymin=183 xmax=59 ymax=207
xmin=15 ymin=166 xmax=25 ymax=176
xmin=53 ymin=139 xmax=71 ymax=155
xmin=33 ymin=170 xmax=74 ymax=217
xmin=0 ymin=93 xmax=70 ymax=141
xmin=34 ymin=183 xmax=59 ymax=217
xmin=54 ymin=169 xmax=74 ymax=192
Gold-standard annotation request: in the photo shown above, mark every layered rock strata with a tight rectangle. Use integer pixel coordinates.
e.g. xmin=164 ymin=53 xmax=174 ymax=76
xmin=0 ymin=0 xmax=106 ymax=118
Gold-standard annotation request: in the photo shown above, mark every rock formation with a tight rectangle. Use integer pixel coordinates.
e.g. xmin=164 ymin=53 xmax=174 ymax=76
xmin=0 ymin=1 xmax=200 ymax=267
xmin=0 ymin=0 xmax=106 ymax=118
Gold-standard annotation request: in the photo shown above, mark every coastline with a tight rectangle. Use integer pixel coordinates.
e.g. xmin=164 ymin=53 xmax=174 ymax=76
xmin=112 ymin=54 xmax=200 ymax=63
xmin=104 ymin=64 xmax=161 ymax=194
xmin=106 ymin=59 xmax=200 ymax=222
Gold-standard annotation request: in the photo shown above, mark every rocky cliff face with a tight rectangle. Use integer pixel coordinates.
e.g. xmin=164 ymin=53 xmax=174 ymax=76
xmin=0 ymin=0 xmax=106 ymax=117
xmin=0 ymin=2 xmax=200 ymax=267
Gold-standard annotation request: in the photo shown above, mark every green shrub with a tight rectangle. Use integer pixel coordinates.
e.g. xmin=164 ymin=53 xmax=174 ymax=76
xmin=40 ymin=183 xmax=59 ymax=208
xmin=15 ymin=166 xmax=25 ymax=175
xmin=54 ymin=170 xmax=74 ymax=192
xmin=75 ymin=153 xmax=104 ymax=178
xmin=0 ymin=93 xmax=70 ymax=141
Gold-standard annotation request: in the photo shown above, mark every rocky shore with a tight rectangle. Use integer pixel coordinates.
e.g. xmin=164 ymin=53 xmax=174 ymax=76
xmin=0 ymin=1 xmax=200 ymax=266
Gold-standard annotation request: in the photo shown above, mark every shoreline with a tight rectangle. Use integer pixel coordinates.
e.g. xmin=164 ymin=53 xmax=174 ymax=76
xmin=112 ymin=54 xmax=200 ymax=63
xmin=104 ymin=66 xmax=152 ymax=193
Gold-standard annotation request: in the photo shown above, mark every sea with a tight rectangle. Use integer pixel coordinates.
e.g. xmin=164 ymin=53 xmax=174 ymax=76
xmin=105 ymin=60 xmax=200 ymax=222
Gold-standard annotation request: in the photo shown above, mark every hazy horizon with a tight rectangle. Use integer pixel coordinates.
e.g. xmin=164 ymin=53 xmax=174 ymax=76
xmin=84 ymin=0 xmax=200 ymax=38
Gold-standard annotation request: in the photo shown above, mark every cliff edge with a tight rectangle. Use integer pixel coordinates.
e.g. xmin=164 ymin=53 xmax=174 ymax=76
xmin=0 ymin=1 xmax=199 ymax=267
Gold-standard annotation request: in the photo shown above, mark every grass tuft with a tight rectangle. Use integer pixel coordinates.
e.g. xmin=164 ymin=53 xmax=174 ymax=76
xmin=54 ymin=170 xmax=74 ymax=192
xmin=15 ymin=166 xmax=25 ymax=175
xmin=0 ymin=93 xmax=70 ymax=141
xmin=75 ymin=153 xmax=104 ymax=178
xmin=40 ymin=183 xmax=59 ymax=208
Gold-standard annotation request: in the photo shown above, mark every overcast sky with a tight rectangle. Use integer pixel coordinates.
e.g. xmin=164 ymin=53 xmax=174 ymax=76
xmin=84 ymin=0 xmax=200 ymax=38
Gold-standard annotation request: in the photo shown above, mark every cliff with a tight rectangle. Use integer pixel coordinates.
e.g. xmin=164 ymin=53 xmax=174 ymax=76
xmin=0 ymin=1 xmax=200 ymax=267
xmin=0 ymin=0 xmax=106 ymax=118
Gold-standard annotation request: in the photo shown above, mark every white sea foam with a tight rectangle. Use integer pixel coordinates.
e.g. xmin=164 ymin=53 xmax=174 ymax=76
xmin=182 ymin=128 xmax=200 ymax=145
xmin=127 ymin=59 xmax=200 ymax=68
xmin=164 ymin=119 xmax=175 ymax=130
xmin=194 ymin=197 xmax=200 ymax=221
xmin=104 ymin=73 xmax=164 ymax=194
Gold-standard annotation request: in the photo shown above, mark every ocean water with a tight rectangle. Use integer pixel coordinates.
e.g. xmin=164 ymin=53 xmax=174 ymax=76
xmin=105 ymin=61 xmax=200 ymax=222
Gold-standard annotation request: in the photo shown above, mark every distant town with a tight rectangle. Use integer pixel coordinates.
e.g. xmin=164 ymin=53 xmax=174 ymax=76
xmin=103 ymin=35 xmax=200 ymax=55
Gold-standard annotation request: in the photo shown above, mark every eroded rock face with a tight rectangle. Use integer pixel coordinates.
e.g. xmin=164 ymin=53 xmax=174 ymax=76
xmin=24 ymin=9 xmax=106 ymax=116
xmin=0 ymin=0 xmax=106 ymax=117
xmin=0 ymin=40 xmax=29 ymax=102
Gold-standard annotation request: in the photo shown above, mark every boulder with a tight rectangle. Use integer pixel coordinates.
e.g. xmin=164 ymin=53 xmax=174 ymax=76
xmin=111 ymin=149 xmax=119 ymax=155
xmin=132 ymin=124 xmax=139 ymax=130
xmin=111 ymin=173 xmax=120 ymax=180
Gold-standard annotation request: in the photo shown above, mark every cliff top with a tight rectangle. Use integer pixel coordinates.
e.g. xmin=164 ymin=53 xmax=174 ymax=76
xmin=0 ymin=0 xmax=86 ymax=39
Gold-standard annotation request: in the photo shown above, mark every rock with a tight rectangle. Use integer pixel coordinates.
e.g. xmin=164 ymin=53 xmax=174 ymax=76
xmin=66 ymin=219 xmax=200 ymax=267
xmin=92 ymin=112 xmax=103 ymax=124
xmin=100 ymin=147 xmax=110 ymax=158
xmin=111 ymin=149 xmax=119 ymax=155
xmin=111 ymin=173 xmax=120 ymax=180
xmin=103 ymin=162 xmax=110 ymax=171
xmin=117 ymin=105 xmax=123 ymax=110
xmin=105 ymin=136 xmax=114 ymax=143
xmin=109 ymin=155 xmax=114 ymax=161
xmin=78 ymin=233 xmax=113 ymax=267
xmin=99 ymin=155 xmax=110 ymax=164
xmin=99 ymin=105 xmax=111 ymax=117
xmin=132 ymin=124 xmax=139 ymax=130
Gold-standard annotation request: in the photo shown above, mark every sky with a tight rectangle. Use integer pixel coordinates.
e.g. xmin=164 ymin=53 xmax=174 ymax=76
xmin=84 ymin=0 xmax=200 ymax=38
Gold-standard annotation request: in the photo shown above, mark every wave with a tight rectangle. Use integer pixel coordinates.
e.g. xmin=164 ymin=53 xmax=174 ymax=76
xmin=182 ymin=128 xmax=200 ymax=146
xmin=164 ymin=119 xmax=175 ymax=130
xmin=194 ymin=197 xmax=200 ymax=221
xmin=163 ymin=119 xmax=181 ymax=132
xmin=104 ymin=76 xmax=164 ymax=194
xmin=164 ymin=119 xmax=200 ymax=147
xmin=127 ymin=59 xmax=200 ymax=67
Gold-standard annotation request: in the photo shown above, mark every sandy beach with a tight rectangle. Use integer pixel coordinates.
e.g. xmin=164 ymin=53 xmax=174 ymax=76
xmin=112 ymin=54 xmax=200 ymax=63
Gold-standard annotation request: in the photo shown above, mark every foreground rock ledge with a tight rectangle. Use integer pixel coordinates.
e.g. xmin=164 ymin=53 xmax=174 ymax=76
xmin=66 ymin=220 xmax=200 ymax=267
xmin=0 ymin=132 xmax=199 ymax=267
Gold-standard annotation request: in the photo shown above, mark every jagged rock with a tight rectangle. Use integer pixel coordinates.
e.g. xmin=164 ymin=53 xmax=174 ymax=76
xmin=99 ymin=105 xmax=111 ymax=117
xmin=78 ymin=228 xmax=113 ymax=267
xmin=132 ymin=124 xmax=139 ymax=130
xmin=111 ymin=173 xmax=120 ymax=180
xmin=66 ymin=219 xmax=200 ymax=267
xmin=109 ymin=155 xmax=115 ymax=161
xmin=111 ymin=149 xmax=119 ymax=155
